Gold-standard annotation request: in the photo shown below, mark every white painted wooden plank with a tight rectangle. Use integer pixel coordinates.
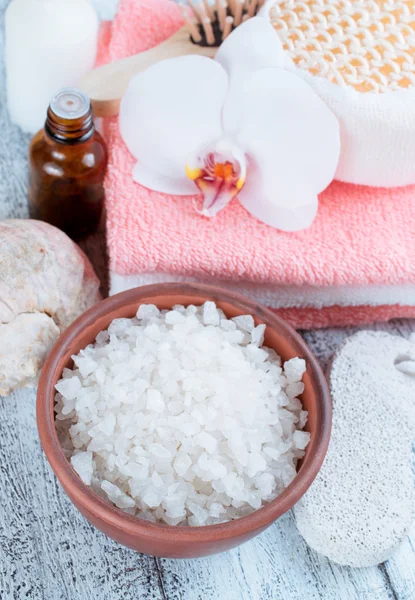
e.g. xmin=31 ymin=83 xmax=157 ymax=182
xmin=384 ymin=528 xmax=415 ymax=600
xmin=157 ymin=511 xmax=397 ymax=600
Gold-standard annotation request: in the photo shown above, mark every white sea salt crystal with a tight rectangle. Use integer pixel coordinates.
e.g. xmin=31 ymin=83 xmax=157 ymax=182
xmin=151 ymin=471 xmax=164 ymax=488
xmin=136 ymin=304 xmax=159 ymax=320
xmin=164 ymin=498 xmax=186 ymax=519
xmin=179 ymin=421 xmax=201 ymax=436
xmin=108 ymin=318 xmax=133 ymax=335
xmin=101 ymin=480 xmax=136 ymax=509
xmin=69 ymin=422 xmax=85 ymax=437
xmin=55 ymin=376 xmax=81 ymax=400
xmin=201 ymin=454 xmax=227 ymax=479
xmin=263 ymin=445 xmax=283 ymax=461
xmin=223 ymin=472 xmax=244 ymax=497
xmin=55 ymin=303 xmax=309 ymax=526
xmin=256 ymin=473 xmax=275 ymax=497
xmin=62 ymin=367 xmax=75 ymax=380
xmin=72 ymin=356 xmax=97 ymax=378
xmin=286 ymin=382 xmax=305 ymax=399
xmin=202 ymin=301 xmax=220 ymax=326
xmin=98 ymin=413 xmax=116 ymax=436
xmin=143 ymin=489 xmax=161 ymax=508
xmin=96 ymin=331 xmax=109 ymax=344
xmin=147 ymin=389 xmax=165 ymax=413
xmin=168 ymin=400 xmax=184 ymax=415
xmin=129 ymin=477 xmax=147 ymax=498
xmin=246 ymin=452 xmax=267 ymax=477
xmin=60 ymin=399 xmax=75 ymax=415
xmin=209 ymin=502 xmax=226 ymax=518
xmin=224 ymin=330 xmax=246 ymax=344
xmin=144 ymin=323 xmax=162 ymax=341
xmin=245 ymin=345 xmax=268 ymax=364
xmin=165 ymin=310 xmax=186 ymax=325
xmin=194 ymin=431 xmax=218 ymax=454
xmin=284 ymin=358 xmax=306 ymax=383
xmin=298 ymin=411 xmax=308 ymax=428
xmin=71 ymin=451 xmax=93 ymax=485
xmin=95 ymin=365 xmax=106 ymax=384
xmin=149 ymin=443 xmax=172 ymax=459
xmin=220 ymin=319 xmax=236 ymax=331
xmin=188 ymin=502 xmax=209 ymax=525
xmin=232 ymin=315 xmax=255 ymax=333
xmin=174 ymin=452 xmax=192 ymax=477
xmin=293 ymin=430 xmax=311 ymax=450
xmin=281 ymin=464 xmax=297 ymax=486
xmin=251 ymin=324 xmax=266 ymax=346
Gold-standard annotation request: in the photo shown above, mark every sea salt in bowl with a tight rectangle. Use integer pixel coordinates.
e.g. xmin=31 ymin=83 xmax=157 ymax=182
xmin=37 ymin=284 xmax=331 ymax=558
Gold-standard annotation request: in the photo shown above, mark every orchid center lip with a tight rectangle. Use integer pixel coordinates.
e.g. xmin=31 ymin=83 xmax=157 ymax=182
xmin=186 ymin=153 xmax=246 ymax=188
xmin=213 ymin=161 xmax=235 ymax=181
xmin=185 ymin=143 xmax=247 ymax=216
xmin=186 ymin=165 xmax=202 ymax=181
xmin=186 ymin=159 xmax=246 ymax=216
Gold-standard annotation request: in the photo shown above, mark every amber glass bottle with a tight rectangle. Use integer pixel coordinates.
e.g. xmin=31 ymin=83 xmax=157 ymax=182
xmin=28 ymin=88 xmax=107 ymax=240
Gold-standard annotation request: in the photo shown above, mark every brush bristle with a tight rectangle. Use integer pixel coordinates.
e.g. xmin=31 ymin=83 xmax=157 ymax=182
xmin=183 ymin=0 xmax=265 ymax=47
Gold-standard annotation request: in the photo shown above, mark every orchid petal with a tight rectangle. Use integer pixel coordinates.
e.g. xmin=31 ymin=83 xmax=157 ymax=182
xmin=215 ymin=17 xmax=285 ymax=135
xmin=120 ymin=56 xmax=228 ymax=183
xmin=238 ymin=157 xmax=318 ymax=231
xmin=234 ymin=68 xmax=340 ymax=231
xmin=132 ymin=162 xmax=196 ymax=196
xmin=236 ymin=67 xmax=340 ymax=192
xmin=215 ymin=17 xmax=285 ymax=78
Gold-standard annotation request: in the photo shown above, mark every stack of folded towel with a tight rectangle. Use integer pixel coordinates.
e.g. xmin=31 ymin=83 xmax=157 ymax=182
xmin=99 ymin=0 xmax=415 ymax=328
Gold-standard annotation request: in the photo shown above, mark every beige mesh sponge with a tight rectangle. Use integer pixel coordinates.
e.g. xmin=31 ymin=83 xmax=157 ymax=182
xmin=262 ymin=0 xmax=415 ymax=187
xmin=269 ymin=0 xmax=415 ymax=93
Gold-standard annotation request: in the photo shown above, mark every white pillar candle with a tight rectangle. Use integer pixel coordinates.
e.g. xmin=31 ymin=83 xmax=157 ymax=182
xmin=5 ymin=0 xmax=99 ymax=135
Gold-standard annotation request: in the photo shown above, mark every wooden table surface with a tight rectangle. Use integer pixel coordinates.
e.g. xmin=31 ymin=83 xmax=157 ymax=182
xmin=1 ymin=1 xmax=414 ymax=598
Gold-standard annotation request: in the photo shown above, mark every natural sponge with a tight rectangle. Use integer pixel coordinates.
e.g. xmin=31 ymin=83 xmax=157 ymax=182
xmin=0 ymin=219 xmax=101 ymax=396
xmin=294 ymin=331 xmax=415 ymax=567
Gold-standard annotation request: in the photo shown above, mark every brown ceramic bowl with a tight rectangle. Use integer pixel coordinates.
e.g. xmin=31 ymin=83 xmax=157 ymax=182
xmin=37 ymin=283 xmax=331 ymax=558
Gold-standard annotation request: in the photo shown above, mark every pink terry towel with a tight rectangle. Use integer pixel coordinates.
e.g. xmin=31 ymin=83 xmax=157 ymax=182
xmin=101 ymin=0 xmax=415 ymax=329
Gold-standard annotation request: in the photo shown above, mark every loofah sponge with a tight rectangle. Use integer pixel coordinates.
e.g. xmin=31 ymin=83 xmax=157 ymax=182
xmin=269 ymin=0 xmax=415 ymax=94
xmin=294 ymin=331 xmax=415 ymax=567
xmin=263 ymin=0 xmax=415 ymax=187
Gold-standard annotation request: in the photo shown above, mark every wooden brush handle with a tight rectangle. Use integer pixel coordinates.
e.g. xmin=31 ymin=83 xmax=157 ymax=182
xmin=80 ymin=27 xmax=217 ymax=118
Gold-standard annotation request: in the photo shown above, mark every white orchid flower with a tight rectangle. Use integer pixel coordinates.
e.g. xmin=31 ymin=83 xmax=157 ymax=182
xmin=120 ymin=17 xmax=340 ymax=231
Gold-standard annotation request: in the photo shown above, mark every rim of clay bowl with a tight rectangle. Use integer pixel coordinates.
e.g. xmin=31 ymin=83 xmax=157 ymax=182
xmin=37 ymin=283 xmax=331 ymax=546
